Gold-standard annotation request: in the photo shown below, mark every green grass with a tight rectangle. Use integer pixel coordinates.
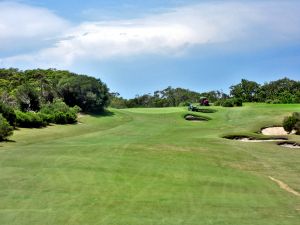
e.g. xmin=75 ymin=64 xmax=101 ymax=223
xmin=0 ymin=103 xmax=300 ymax=225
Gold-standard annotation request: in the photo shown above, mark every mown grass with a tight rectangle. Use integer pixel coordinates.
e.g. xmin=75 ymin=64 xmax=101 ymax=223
xmin=0 ymin=103 xmax=299 ymax=225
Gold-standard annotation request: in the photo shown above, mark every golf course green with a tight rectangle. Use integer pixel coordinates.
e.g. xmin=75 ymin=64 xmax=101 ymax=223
xmin=0 ymin=103 xmax=299 ymax=225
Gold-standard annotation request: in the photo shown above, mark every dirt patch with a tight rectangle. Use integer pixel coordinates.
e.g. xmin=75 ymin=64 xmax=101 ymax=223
xmin=278 ymin=141 xmax=300 ymax=149
xmin=224 ymin=135 xmax=287 ymax=142
xmin=261 ymin=127 xmax=296 ymax=135
xmin=269 ymin=176 xmax=300 ymax=197
xmin=184 ymin=114 xmax=209 ymax=121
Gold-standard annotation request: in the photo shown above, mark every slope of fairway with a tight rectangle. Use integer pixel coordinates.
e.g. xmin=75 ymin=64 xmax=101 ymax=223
xmin=0 ymin=104 xmax=299 ymax=225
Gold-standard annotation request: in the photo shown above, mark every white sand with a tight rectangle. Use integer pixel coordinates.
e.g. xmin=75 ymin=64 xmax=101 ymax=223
xmin=279 ymin=143 xmax=300 ymax=149
xmin=261 ymin=127 xmax=295 ymax=135
xmin=239 ymin=138 xmax=285 ymax=142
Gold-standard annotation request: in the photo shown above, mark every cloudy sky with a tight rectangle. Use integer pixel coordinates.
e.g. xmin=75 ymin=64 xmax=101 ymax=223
xmin=0 ymin=0 xmax=300 ymax=97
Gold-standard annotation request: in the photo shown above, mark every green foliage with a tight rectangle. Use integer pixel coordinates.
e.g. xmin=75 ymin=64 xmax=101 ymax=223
xmin=0 ymin=102 xmax=16 ymax=127
xmin=110 ymin=87 xmax=227 ymax=108
xmin=40 ymin=99 xmax=79 ymax=124
xmin=231 ymin=78 xmax=300 ymax=103
xmin=222 ymin=99 xmax=234 ymax=107
xmin=220 ymin=98 xmax=243 ymax=107
xmin=232 ymin=98 xmax=243 ymax=106
xmin=283 ymin=112 xmax=300 ymax=134
xmin=230 ymin=79 xmax=260 ymax=102
xmin=0 ymin=114 xmax=13 ymax=141
xmin=178 ymin=102 xmax=190 ymax=107
xmin=213 ymin=99 xmax=225 ymax=106
xmin=0 ymin=68 xmax=109 ymax=113
xmin=283 ymin=116 xmax=297 ymax=133
xmin=16 ymin=84 xmax=40 ymax=112
xmin=15 ymin=111 xmax=48 ymax=128
xmin=58 ymin=75 xmax=109 ymax=112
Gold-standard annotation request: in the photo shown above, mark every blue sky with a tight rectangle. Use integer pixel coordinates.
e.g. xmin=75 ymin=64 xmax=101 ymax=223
xmin=0 ymin=0 xmax=300 ymax=98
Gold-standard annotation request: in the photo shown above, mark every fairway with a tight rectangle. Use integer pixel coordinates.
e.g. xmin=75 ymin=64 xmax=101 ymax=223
xmin=0 ymin=104 xmax=300 ymax=225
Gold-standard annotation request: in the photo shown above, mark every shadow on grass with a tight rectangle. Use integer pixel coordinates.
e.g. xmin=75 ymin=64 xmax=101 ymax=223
xmin=1 ymin=139 xmax=16 ymax=143
xmin=88 ymin=110 xmax=115 ymax=118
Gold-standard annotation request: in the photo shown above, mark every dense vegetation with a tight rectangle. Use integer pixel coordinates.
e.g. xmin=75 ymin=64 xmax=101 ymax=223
xmin=0 ymin=68 xmax=110 ymax=112
xmin=283 ymin=112 xmax=300 ymax=134
xmin=230 ymin=78 xmax=300 ymax=103
xmin=110 ymin=87 xmax=228 ymax=108
xmin=0 ymin=114 xmax=13 ymax=140
xmin=110 ymin=78 xmax=300 ymax=108
xmin=0 ymin=68 xmax=110 ymax=136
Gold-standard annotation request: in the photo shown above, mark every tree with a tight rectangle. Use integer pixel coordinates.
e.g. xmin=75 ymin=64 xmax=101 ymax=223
xmin=0 ymin=103 xmax=16 ymax=127
xmin=58 ymin=75 xmax=110 ymax=112
xmin=0 ymin=114 xmax=13 ymax=141
xmin=16 ymin=84 xmax=40 ymax=112
xmin=230 ymin=79 xmax=260 ymax=102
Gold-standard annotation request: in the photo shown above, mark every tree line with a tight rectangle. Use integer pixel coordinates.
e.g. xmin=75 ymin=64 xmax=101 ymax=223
xmin=110 ymin=77 xmax=300 ymax=108
xmin=110 ymin=87 xmax=229 ymax=108
xmin=0 ymin=68 xmax=110 ymax=140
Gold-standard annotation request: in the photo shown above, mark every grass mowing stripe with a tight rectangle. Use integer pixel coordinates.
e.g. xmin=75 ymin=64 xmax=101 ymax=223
xmin=0 ymin=104 xmax=299 ymax=225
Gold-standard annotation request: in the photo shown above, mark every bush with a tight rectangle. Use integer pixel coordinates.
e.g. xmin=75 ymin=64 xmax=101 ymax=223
xmin=282 ymin=112 xmax=300 ymax=134
xmin=0 ymin=102 xmax=16 ymax=127
xmin=15 ymin=111 xmax=47 ymax=128
xmin=0 ymin=114 xmax=13 ymax=141
xmin=53 ymin=111 xmax=77 ymax=124
xmin=213 ymin=99 xmax=225 ymax=106
xmin=295 ymin=121 xmax=300 ymax=135
xmin=40 ymin=99 xmax=79 ymax=124
xmin=271 ymin=99 xmax=281 ymax=104
xmin=232 ymin=98 xmax=243 ymax=107
xmin=179 ymin=102 xmax=190 ymax=107
xmin=221 ymin=98 xmax=242 ymax=107
xmin=16 ymin=84 xmax=40 ymax=112
xmin=222 ymin=99 xmax=234 ymax=107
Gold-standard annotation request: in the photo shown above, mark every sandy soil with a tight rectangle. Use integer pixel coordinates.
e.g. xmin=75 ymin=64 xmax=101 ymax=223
xmin=279 ymin=143 xmax=300 ymax=149
xmin=261 ymin=127 xmax=295 ymax=135
xmin=239 ymin=138 xmax=285 ymax=142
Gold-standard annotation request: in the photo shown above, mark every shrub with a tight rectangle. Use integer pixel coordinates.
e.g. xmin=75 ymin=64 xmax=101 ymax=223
xmin=52 ymin=111 xmax=77 ymax=124
xmin=222 ymin=99 xmax=234 ymax=107
xmin=179 ymin=102 xmax=190 ymax=107
xmin=213 ymin=99 xmax=225 ymax=106
xmin=0 ymin=114 xmax=13 ymax=141
xmin=271 ymin=99 xmax=281 ymax=104
xmin=40 ymin=99 xmax=79 ymax=124
xmin=283 ymin=116 xmax=297 ymax=133
xmin=295 ymin=121 xmax=300 ymax=135
xmin=292 ymin=112 xmax=300 ymax=120
xmin=0 ymin=102 xmax=16 ymax=127
xmin=232 ymin=98 xmax=243 ymax=107
xmin=16 ymin=84 xmax=40 ymax=112
xmin=15 ymin=111 xmax=47 ymax=128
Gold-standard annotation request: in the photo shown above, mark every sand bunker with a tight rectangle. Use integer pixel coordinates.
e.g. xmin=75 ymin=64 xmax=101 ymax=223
xmin=184 ymin=114 xmax=209 ymax=121
xmin=239 ymin=138 xmax=286 ymax=143
xmin=278 ymin=141 xmax=300 ymax=149
xmin=224 ymin=135 xmax=287 ymax=142
xmin=261 ymin=127 xmax=296 ymax=135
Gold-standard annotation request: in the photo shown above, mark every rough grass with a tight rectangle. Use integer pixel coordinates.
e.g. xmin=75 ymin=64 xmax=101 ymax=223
xmin=0 ymin=103 xmax=299 ymax=225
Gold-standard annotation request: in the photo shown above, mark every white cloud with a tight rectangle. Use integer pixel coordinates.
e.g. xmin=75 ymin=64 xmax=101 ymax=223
xmin=0 ymin=1 xmax=69 ymax=52
xmin=1 ymin=1 xmax=300 ymax=68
